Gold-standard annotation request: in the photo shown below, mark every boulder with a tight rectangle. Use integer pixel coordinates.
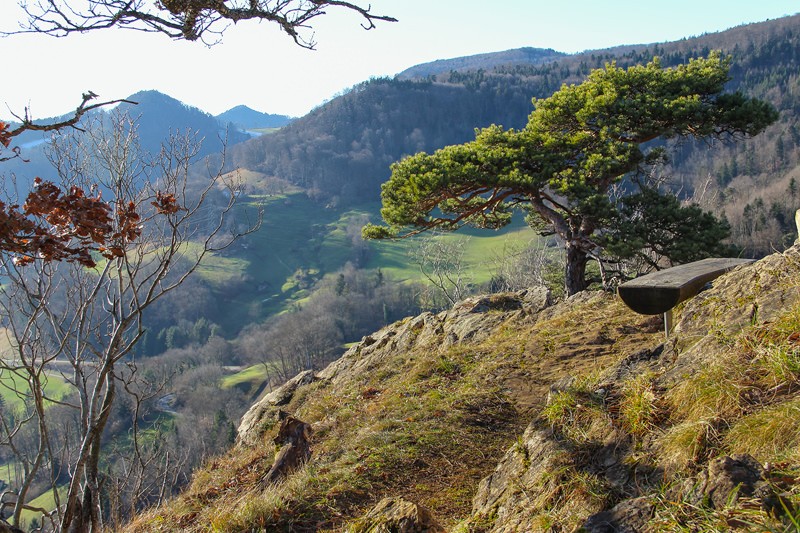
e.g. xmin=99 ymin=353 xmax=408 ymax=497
xmin=582 ymin=497 xmax=654 ymax=533
xmin=238 ymin=370 xmax=316 ymax=445
xmin=685 ymin=454 xmax=765 ymax=509
xmin=348 ymin=497 xmax=444 ymax=533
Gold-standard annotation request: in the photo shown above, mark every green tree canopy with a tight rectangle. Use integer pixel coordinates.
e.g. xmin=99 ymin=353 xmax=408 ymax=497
xmin=364 ymin=53 xmax=777 ymax=295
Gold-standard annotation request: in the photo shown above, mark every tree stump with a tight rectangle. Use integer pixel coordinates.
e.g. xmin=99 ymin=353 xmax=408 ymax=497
xmin=263 ymin=413 xmax=313 ymax=485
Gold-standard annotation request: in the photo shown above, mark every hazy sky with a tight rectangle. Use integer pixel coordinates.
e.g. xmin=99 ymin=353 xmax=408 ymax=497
xmin=1 ymin=1 xmax=798 ymax=121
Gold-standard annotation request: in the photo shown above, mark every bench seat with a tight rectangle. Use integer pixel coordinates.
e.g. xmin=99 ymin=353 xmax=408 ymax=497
xmin=617 ymin=257 xmax=754 ymax=315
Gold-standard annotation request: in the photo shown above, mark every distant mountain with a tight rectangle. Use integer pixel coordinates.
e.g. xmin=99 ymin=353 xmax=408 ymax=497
xmin=1 ymin=90 xmax=252 ymax=189
xmin=396 ymin=47 xmax=566 ymax=80
xmin=216 ymin=105 xmax=293 ymax=130
xmin=118 ymin=90 xmax=250 ymax=157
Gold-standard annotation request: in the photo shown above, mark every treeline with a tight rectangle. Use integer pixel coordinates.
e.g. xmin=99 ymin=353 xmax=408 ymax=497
xmin=227 ymin=77 xmax=539 ymax=204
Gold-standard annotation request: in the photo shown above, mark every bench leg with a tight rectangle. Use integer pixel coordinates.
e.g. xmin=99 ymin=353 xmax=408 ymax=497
xmin=664 ymin=309 xmax=674 ymax=339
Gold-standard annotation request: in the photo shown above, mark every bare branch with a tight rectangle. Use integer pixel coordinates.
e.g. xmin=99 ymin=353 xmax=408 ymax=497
xmin=10 ymin=1 xmax=397 ymax=47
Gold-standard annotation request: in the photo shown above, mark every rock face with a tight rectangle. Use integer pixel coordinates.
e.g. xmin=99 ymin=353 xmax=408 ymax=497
xmin=462 ymin=246 xmax=800 ymax=531
xmin=347 ymin=497 xmax=445 ymax=533
xmin=238 ymin=369 xmax=316 ymax=446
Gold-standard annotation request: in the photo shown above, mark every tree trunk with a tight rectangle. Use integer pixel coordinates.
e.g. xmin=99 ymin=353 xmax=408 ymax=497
xmin=564 ymin=242 xmax=589 ymax=296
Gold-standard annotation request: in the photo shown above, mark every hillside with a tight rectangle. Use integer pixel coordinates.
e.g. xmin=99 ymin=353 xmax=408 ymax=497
xmin=215 ymin=105 xmax=293 ymax=130
xmin=395 ymin=47 xmax=566 ymax=80
xmin=224 ymin=14 xmax=800 ymax=255
xmin=126 ymin=244 xmax=800 ymax=532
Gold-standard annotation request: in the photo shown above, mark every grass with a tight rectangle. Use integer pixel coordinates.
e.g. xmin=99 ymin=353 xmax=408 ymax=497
xmin=219 ymin=363 xmax=280 ymax=397
xmin=364 ymin=214 xmax=540 ymax=284
xmin=542 ymin=376 xmax=608 ymax=444
xmin=618 ymin=371 xmax=658 ymax=440
xmin=19 ymin=485 xmax=66 ymax=531
xmin=0 ymin=367 xmax=72 ymax=413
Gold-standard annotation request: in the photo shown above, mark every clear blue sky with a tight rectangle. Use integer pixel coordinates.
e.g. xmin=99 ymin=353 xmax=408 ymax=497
xmin=1 ymin=1 xmax=797 ymax=120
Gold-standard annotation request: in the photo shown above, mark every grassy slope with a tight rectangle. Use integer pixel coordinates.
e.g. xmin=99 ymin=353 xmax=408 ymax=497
xmin=0 ymin=368 xmax=71 ymax=413
xmin=128 ymin=247 xmax=800 ymax=532
xmin=127 ymin=292 xmax=664 ymax=532
xmin=18 ymin=486 xmax=66 ymax=530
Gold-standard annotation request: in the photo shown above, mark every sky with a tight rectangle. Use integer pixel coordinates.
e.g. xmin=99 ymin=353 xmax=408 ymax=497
xmin=1 ymin=1 xmax=798 ymax=121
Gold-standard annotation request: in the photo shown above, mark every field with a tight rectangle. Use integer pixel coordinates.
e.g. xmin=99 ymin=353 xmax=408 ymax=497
xmin=220 ymin=363 xmax=281 ymax=398
xmin=199 ymin=193 xmax=543 ymax=332
xmin=0 ymin=367 xmax=72 ymax=413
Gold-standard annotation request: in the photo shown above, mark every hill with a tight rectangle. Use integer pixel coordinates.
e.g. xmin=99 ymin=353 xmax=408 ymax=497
xmin=0 ymin=90 xmax=252 ymax=190
xmin=127 ymin=244 xmax=800 ymax=532
xmin=395 ymin=47 xmax=566 ymax=80
xmin=116 ymin=90 xmax=250 ymax=157
xmin=215 ymin=105 xmax=293 ymax=130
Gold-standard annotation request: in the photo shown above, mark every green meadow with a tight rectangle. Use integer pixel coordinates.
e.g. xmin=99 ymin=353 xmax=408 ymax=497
xmin=199 ymin=192 xmax=543 ymax=332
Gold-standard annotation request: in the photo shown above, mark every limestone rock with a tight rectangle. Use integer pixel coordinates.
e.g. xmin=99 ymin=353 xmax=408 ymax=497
xmin=468 ymin=425 xmax=574 ymax=532
xmin=263 ymin=414 xmax=313 ymax=485
xmin=237 ymin=370 xmax=316 ymax=445
xmin=348 ymin=497 xmax=444 ymax=533
xmin=685 ymin=454 xmax=765 ymax=509
xmin=668 ymin=245 xmax=800 ymax=376
xmin=319 ymin=288 xmax=549 ymax=385
xmin=582 ymin=496 xmax=654 ymax=533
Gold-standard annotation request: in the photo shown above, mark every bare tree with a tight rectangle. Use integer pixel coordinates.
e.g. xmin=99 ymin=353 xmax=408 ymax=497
xmin=410 ymin=234 xmax=473 ymax=308
xmin=9 ymin=0 xmax=396 ymax=46
xmin=0 ymin=112 xmax=259 ymax=532
xmin=488 ymin=238 xmax=556 ymax=292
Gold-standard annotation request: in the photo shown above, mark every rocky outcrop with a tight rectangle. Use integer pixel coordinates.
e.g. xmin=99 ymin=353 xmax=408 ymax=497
xmin=226 ymin=248 xmax=800 ymax=533
xmin=668 ymin=245 xmax=800 ymax=375
xmin=238 ymin=288 xmax=551 ymax=445
xmin=683 ymin=454 xmax=765 ymax=509
xmin=320 ymin=288 xmax=550 ymax=383
xmin=237 ymin=369 xmax=316 ymax=446
xmin=263 ymin=414 xmax=313 ymax=485
xmin=468 ymin=425 xmax=578 ymax=532
xmin=347 ymin=497 xmax=445 ymax=533
xmin=462 ymin=246 xmax=800 ymax=531
xmin=582 ymin=496 xmax=655 ymax=533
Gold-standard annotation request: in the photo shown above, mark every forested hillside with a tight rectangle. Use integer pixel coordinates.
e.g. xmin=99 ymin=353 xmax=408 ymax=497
xmin=226 ymin=77 xmax=541 ymax=203
xmin=227 ymin=14 xmax=800 ymax=255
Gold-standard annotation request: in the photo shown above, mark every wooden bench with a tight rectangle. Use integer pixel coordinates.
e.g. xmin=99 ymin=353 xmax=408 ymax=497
xmin=617 ymin=257 xmax=754 ymax=336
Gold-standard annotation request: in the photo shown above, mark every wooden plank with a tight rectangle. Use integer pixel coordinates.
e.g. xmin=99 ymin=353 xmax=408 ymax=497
xmin=617 ymin=257 xmax=754 ymax=315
